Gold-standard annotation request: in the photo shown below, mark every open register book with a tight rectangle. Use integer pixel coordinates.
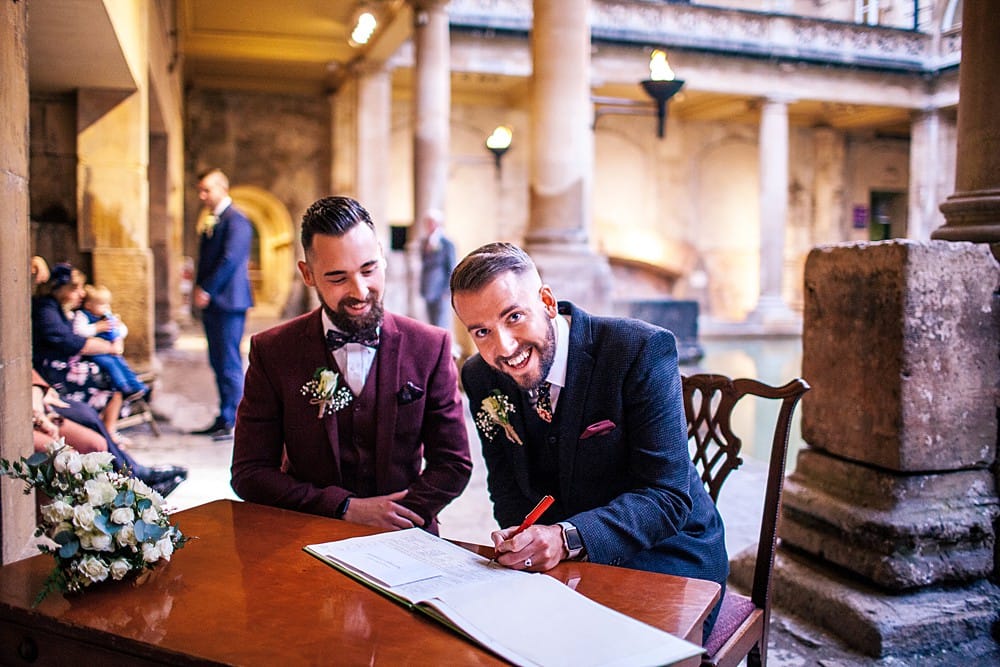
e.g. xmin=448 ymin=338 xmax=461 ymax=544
xmin=305 ymin=528 xmax=703 ymax=667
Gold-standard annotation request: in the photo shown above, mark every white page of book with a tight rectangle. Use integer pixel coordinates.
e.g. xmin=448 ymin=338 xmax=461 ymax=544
xmin=308 ymin=528 xmax=527 ymax=603
xmin=426 ymin=573 xmax=703 ymax=667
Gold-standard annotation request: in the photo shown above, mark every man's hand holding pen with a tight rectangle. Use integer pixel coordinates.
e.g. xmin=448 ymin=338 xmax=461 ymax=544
xmin=491 ymin=495 xmax=566 ymax=572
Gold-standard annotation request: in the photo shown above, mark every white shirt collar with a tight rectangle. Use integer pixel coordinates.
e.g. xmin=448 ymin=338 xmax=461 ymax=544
xmin=545 ymin=313 xmax=570 ymax=390
xmin=213 ymin=196 xmax=232 ymax=217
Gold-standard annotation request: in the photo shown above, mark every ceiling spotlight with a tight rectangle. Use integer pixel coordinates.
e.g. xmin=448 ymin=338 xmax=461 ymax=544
xmin=350 ymin=11 xmax=377 ymax=47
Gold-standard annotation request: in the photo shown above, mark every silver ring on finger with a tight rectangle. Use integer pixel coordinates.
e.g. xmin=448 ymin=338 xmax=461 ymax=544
xmin=524 ymin=558 xmax=532 ymax=568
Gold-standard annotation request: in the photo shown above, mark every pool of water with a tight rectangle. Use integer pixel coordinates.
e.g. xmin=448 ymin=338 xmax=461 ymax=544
xmin=681 ymin=336 xmax=806 ymax=472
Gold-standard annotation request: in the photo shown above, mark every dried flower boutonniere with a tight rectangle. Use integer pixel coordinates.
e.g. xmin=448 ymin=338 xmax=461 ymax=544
xmin=300 ymin=367 xmax=353 ymax=417
xmin=474 ymin=390 xmax=522 ymax=445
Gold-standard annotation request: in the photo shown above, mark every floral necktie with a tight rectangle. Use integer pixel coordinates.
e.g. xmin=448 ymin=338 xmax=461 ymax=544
xmin=531 ymin=382 xmax=553 ymax=423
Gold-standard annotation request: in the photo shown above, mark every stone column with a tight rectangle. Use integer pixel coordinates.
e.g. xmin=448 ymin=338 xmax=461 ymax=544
xmin=357 ymin=63 xmax=405 ymax=316
xmin=526 ymin=0 xmax=611 ymax=313
xmin=734 ymin=241 xmax=1000 ymax=657
xmin=747 ymin=96 xmax=798 ymax=330
xmin=811 ymin=126 xmax=845 ymax=246
xmin=77 ymin=78 xmax=155 ymax=370
xmin=0 ymin=0 xmax=37 ymax=564
xmin=934 ymin=0 xmax=1000 ymax=250
xmin=909 ymin=109 xmax=954 ymax=241
xmin=411 ymin=0 xmax=450 ymax=318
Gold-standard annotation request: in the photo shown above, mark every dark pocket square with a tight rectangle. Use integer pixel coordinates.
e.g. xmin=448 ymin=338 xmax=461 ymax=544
xmin=580 ymin=419 xmax=616 ymax=439
xmin=397 ymin=381 xmax=424 ymax=405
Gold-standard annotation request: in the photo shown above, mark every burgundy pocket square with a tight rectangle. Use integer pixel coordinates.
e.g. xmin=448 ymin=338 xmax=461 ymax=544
xmin=580 ymin=420 xmax=616 ymax=439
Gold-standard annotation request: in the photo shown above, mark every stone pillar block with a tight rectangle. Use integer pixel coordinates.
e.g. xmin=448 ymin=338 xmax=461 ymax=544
xmin=91 ymin=247 xmax=155 ymax=369
xmin=782 ymin=448 xmax=998 ymax=588
xmin=802 ymin=240 xmax=998 ymax=472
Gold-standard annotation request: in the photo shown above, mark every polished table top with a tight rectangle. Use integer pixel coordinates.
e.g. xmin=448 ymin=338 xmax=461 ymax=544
xmin=0 ymin=500 xmax=720 ymax=665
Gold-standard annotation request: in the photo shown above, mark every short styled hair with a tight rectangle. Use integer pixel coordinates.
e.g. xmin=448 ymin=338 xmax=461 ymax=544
xmin=300 ymin=196 xmax=376 ymax=254
xmin=450 ymin=242 xmax=536 ymax=297
xmin=197 ymin=168 xmax=229 ymax=190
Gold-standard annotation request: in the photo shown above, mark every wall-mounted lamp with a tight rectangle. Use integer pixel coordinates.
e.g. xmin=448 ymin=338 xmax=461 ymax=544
xmin=640 ymin=50 xmax=684 ymax=139
xmin=485 ymin=125 xmax=513 ymax=175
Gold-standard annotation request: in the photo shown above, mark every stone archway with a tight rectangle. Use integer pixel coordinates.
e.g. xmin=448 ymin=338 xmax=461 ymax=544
xmin=230 ymin=186 xmax=295 ymax=318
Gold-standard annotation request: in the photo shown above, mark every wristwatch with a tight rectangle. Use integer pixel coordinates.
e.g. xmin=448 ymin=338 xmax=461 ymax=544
xmin=557 ymin=521 xmax=585 ymax=560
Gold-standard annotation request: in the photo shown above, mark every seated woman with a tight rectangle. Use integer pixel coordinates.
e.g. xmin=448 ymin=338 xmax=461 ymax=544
xmin=32 ymin=263 xmax=130 ymax=440
xmin=31 ymin=370 xmax=188 ymax=498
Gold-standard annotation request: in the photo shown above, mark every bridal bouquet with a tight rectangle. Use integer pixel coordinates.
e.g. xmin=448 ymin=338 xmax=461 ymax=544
xmin=0 ymin=440 xmax=190 ymax=606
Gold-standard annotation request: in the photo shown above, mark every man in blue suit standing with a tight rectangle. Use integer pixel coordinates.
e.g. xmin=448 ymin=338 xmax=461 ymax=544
xmin=192 ymin=168 xmax=254 ymax=440
xmin=451 ymin=243 xmax=728 ymax=639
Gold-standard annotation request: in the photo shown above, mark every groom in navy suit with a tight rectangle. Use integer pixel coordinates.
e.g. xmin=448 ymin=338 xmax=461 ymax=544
xmin=193 ymin=168 xmax=254 ymax=439
xmin=452 ymin=243 xmax=728 ymax=637
xmin=231 ymin=196 xmax=471 ymax=533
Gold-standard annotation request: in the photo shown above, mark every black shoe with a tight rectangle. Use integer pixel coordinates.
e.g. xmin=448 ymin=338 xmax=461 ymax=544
xmin=210 ymin=424 xmax=235 ymax=441
xmin=192 ymin=417 xmax=227 ymax=436
xmin=139 ymin=465 xmax=189 ymax=485
xmin=150 ymin=475 xmax=186 ymax=499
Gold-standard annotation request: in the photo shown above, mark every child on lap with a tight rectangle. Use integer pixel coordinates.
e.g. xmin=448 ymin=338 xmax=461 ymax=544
xmin=72 ymin=284 xmax=149 ymax=398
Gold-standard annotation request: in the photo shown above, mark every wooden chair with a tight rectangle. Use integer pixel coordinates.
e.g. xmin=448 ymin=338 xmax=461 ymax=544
xmin=115 ymin=371 xmax=161 ymax=437
xmin=682 ymin=373 xmax=810 ymax=667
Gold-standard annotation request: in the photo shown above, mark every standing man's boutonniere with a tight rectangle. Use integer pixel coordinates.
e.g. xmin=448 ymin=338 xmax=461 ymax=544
xmin=198 ymin=214 xmax=218 ymax=238
xmin=475 ymin=390 xmax=523 ymax=445
xmin=300 ymin=367 xmax=353 ymax=417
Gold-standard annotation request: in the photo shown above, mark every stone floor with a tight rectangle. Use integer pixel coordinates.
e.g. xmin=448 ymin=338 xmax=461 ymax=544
xmin=122 ymin=316 xmax=997 ymax=666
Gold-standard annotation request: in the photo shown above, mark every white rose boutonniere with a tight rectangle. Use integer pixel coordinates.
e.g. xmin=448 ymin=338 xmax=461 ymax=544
xmin=301 ymin=367 xmax=354 ymax=417
xmin=198 ymin=214 xmax=218 ymax=238
xmin=474 ymin=390 xmax=523 ymax=445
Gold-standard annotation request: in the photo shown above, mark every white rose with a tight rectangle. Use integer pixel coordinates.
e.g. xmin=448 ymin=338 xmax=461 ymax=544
xmin=54 ymin=449 xmax=82 ymax=475
xmin=116 ymin=523 xmax=137 ymax=548
xmin=81 ymin=451 xmax=115 ymax=473
xmin=316 ymin=369 xmax=339 ymax=396
xmin=84 ymin=478 xmax=117 ymax=506
xmin=110 ymin=507 xmax=135 ymax=525
xmin=128 ymin=477 xmax=154 ymax=498
xmin=141 ymin=507 xmax=161 ymax=524
xmin=73 ymin=504 xmax=96 ymax=531
xmin=109 ymin=558 xmax=131 ymax=580
xmin=40 ymin=499 xmax=74 ymax=523
xmin=141 ymin=541 xmax=162 ymax=563
xmin=90 ymin=532 xmax=114 ymax=552
xmin=156 ymin=535 xmax=174 ymax=562
xmin=78 ymin=555 xmax=109 ymax=583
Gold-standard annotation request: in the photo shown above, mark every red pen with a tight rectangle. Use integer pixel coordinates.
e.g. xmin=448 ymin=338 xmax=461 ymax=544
xmin=511 ymin=494 xmax=555 ymax=538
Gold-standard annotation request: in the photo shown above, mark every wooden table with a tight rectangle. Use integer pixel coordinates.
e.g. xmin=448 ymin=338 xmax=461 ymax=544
xmin=0 ymin=500 xmax=719 ymax=666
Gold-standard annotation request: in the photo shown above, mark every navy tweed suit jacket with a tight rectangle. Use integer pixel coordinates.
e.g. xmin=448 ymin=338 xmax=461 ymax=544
xmin=461 ymin=301 xmax=728 ymax=588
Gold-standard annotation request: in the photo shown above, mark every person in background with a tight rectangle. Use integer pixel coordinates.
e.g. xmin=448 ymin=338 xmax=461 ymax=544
xmin=451 ymin=242 xmax=728 ymax=640
xmin=33 ymin=263 xmax=127 ymax=439
xmin=31 ymin=369 xmax=187 ymax=498
xmin=191 ymin=168 xmax=254 ymax=441
xmin=72 ymin=284 xmax=149 ymax=399
xmin=231 ymin=196 xmax=471 ymax=533
xmin=419 ymin=208 xmax=456 ymax=331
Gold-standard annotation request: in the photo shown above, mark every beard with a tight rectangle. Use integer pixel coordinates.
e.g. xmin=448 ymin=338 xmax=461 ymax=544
xmin=503 ymin=318 xmax=557 ymax=390
xmin=320 ymin=291 xmax=384 ymax=334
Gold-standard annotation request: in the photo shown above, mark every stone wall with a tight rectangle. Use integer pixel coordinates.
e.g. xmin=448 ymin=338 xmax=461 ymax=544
xmin=184 ymin=89 xmax=332 ymax=268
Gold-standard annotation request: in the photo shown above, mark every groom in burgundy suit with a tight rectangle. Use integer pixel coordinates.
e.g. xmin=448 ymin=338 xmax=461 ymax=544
xmin=231 ymin=196 xmax=471 ymax=534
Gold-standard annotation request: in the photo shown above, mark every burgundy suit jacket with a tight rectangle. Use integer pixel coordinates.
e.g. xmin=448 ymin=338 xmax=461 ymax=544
xmin=230 ymin=309 xmax=472 ymax=532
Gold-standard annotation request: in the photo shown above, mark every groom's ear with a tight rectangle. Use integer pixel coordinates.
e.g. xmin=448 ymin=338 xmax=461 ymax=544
xmin=539 ymin=285 xmax=558 ymax=317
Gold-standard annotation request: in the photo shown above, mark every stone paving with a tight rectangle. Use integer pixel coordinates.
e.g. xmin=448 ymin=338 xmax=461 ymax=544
xmin=122 ymin=316 xmax=997 ymax=666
